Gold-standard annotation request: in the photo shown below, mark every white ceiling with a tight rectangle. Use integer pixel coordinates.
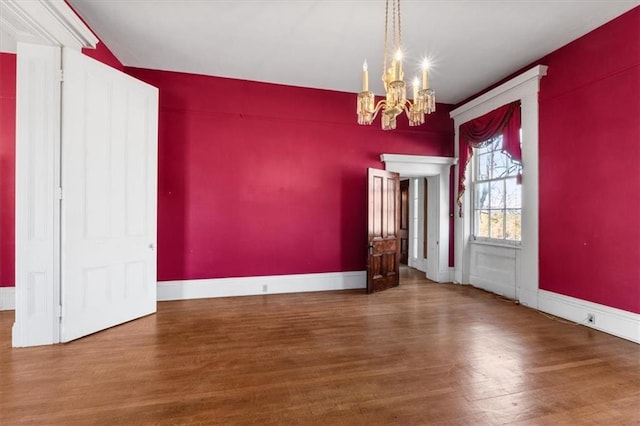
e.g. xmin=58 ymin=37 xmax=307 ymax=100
xmin=67 ymin=0 xmax=639 ymax=104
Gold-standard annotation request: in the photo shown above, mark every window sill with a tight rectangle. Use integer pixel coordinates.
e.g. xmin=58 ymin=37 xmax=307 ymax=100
xmin=469 ymin=237 xmax=522 ymax=249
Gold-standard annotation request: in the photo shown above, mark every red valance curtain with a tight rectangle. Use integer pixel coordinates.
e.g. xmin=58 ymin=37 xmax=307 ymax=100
xmin=457 ymin=100 xmax=521 ymax=216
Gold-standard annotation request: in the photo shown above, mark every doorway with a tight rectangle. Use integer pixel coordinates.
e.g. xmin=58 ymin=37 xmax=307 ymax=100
xmin=380 ymin=154 xmax=457 ymax=283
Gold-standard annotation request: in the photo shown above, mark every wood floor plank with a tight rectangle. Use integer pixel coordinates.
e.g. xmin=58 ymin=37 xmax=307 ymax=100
xmin=1 ymin=268 xmax=638 ymax=425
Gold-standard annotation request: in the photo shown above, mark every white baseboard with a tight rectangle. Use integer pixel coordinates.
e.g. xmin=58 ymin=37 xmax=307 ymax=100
xmin=157 ymin=271 xmax=367 ymax=302
xmin=408 ymin=257 xmax=427 ymax=273
xmin=409 ymin=258 xmax=453 ymax=283
xmin=439 ymin=267 xmax=454 ymax=283
xmin=538 ymin=290 xmax=640 ymax=344
xmin=517 ymin=288 xmax=538 ymax=310
xmin=7 ymin=276 xmax=635 ymax=344
xmin=0 ymin=287 xmax=15 ymax=311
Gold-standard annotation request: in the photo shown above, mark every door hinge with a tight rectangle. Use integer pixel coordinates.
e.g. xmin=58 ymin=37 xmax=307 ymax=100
xmin=56 ymin=305 xmax=62 ymax=318
xmin=59 ymin=69 xmax=64 ymax=82
xmin=56 ymin=187 xmax=63 ymax=200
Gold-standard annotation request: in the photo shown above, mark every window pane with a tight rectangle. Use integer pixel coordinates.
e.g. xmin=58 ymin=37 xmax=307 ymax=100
xmin=477 ymin=153 xmax=491 ymax=180
xmin=493 ymin=152 xmax=509 ymax=179
xmin=506 ymin=159 xmax=520 ymax=177
xmin=489 ymin=181 xmax=505 ymax=209
xmin=475 ymin=182 xmax=490 ymax=209
xmin=505 ymin=177 xmax=521 ymax=208
xmin=476 ymin=210 xmax=490 ymax=238
xmin=505 ymin=209 xmax=521 ymax=240
xmin=490 ymin=211 xmax=505 ymax=239
xmin=492 ymin=136 xmax=503 ymax=151
xmin=476 ymin=143 xmax=491 ymax=155
xmin=471 ymin=134 xmax=522 ymax=242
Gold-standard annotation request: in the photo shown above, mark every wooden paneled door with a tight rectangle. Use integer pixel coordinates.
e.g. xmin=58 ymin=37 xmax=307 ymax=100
xmin=399 ymin=180 xmax=409 ymax=264
xmin=367 ymin=168 xmax=400 ymax=293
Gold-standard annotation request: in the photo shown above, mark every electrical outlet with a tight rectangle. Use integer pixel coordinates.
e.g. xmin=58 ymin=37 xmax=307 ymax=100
xmin=587 ymin=314 xmax=595 ymax=324
xmin=262 ymin=284 xmax=268 ymax=293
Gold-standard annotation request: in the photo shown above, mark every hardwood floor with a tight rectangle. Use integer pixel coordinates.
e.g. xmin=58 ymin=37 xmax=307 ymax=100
xmin=1 ymin=268 xmax=638 ymax=425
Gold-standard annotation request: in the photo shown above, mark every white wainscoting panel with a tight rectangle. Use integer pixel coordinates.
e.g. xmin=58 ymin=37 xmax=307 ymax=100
xmin=538 ymin=290 xmax=640 ymax=344
xmin=158 ymin=271 xmax=367 ymax=301
xmin=0 ymin=287 xmax=15 ymax=310
xmin=469 ymin=242 xmax=519 ymax=299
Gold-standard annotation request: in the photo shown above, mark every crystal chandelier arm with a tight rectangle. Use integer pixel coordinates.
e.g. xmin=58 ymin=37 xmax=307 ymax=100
xmin=402 ymin=103 xmax=411 ymax=119
xmin=370 ymin=99 xmax=387 ymax=122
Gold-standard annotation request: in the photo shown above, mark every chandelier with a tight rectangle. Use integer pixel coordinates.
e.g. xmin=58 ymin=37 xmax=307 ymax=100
xmin=357 ymin=0 xmax=435 ymax=130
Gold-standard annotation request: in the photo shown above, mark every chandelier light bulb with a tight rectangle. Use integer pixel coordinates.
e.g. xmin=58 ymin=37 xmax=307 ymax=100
xmin=362 ymin=60 xmax=369 ymax=92
xmin=422 ymin=59 xmax=430 ymax=90
xmin=395 ymin=49 xmax=403 ymax=61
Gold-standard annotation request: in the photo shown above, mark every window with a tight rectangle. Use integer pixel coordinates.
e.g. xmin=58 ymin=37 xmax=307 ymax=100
xmin=472 ymin=136 xmax=522 ymax=243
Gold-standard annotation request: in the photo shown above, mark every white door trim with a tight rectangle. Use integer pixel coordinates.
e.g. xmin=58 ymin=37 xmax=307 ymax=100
xmin=4 ymin=1 xmax=98 ymax=347
xmin=12 ymin=42 xmax=62 ymax=347
xmin=381 ymin=154 xmax=457 ymax=282
xmin=0 ymin=0 xmax=97 ymax=49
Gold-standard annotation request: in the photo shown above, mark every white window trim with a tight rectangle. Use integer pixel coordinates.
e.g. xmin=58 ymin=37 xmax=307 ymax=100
xmin=450 ymin=65 xmax=547 ymax=309
xmin=469 ymin=236 xmax=522 ymax=249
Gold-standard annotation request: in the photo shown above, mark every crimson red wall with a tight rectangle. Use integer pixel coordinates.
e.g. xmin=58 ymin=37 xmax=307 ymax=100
xmin=0 ymin=53 xmax=16 ymax=287
xmin=538 ymin=8 xmax=639 ymax=313
xmin=126 ymin=68 xmax=453 ymax=281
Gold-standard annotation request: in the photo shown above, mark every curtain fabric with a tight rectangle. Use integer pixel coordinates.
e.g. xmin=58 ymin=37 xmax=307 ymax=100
xmin=457 ymin=100 xmax=521 ymax=216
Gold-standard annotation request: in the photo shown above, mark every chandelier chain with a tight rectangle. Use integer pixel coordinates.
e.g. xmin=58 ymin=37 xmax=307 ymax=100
xmin=392 ymin=0 xmax=397 ymax=51
xmin=383 ymin=0 xmax=389 ymax=74
xmin=397 ymin=0 xmax=402 ymax=49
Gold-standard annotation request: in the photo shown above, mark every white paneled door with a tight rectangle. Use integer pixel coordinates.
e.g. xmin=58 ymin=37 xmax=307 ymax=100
xmin=60 ymin=48 xmax=158 ymax=342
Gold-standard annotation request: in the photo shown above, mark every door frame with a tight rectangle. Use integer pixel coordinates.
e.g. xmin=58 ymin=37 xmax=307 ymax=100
xmin=399 ymin=179 xmax=410 ymax=265
xmin=2 ymin=0 xmax=98 ymax=347
xmin=380 ymin=154 xmax=457 ymax=283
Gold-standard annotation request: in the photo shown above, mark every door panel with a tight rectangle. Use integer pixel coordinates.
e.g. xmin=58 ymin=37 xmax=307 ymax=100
xmin=60 ymin=48 xmax=158 ymax=342
xmin=399 ymin=180 xmax=409 ymax=264
xmin=367 ymin=168 xmax=400 ymax=293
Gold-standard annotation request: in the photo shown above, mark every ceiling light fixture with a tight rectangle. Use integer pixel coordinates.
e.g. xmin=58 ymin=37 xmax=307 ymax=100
xmin=357 ymin=0 xmax=435 ymax=130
